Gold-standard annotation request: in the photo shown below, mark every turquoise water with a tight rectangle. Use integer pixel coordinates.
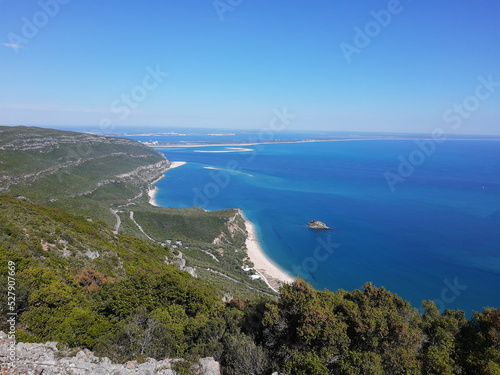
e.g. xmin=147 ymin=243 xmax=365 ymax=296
xmin=151 ymin=140 xmax=500 ymax=314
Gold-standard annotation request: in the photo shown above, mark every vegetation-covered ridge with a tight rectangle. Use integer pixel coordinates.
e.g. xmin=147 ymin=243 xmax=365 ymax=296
xmin=0 ymin=195 xmax=228 ymax=368
xmin=0 ymin=126 xmax=275 ymax=298
xmin=0 ymin=125 xmax=169 ymax=224
xmin=0 ymin=196 xmax=499 ymax=374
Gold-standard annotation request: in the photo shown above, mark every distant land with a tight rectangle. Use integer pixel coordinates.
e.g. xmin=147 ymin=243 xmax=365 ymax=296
xmin=113 ymin=131 xmax=500 ymax=148
xmin=119 ymin=132 xmax=237 ymax=137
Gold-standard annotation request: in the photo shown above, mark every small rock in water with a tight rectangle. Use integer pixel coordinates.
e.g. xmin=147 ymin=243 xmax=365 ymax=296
xmin=307 ymin=220 xmax=332 ymax=230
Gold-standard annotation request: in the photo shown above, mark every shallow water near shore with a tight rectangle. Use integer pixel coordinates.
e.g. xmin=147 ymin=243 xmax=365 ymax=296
xmin=147 ymin=140 xmax=499 ymax=314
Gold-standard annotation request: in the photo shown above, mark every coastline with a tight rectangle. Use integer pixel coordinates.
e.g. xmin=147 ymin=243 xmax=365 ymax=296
xmin=146 ymin=162 xmax=294 ymax=293
xmin=148 ymin=161 xmax=186 ymax=206
xmin=241 ymin=211 xmax=295 ymax=292
xmin=147 ymin=137 xmax=500 ymax=149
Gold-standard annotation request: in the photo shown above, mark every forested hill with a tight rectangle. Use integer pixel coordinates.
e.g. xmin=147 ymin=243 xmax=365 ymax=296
xmin=0 ymin=125 xmax=169 ymax=225
xmin=0 ymin=126 xmax=274 ymax=299
xmin=1 ymin=196 xmax=499 ymax=374
xmin=0 ymin=195 xmax=225 ymax=371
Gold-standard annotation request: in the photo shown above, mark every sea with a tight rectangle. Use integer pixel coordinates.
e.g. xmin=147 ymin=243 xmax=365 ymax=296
xmin=125 ymin=131 xmax=500 ymax=315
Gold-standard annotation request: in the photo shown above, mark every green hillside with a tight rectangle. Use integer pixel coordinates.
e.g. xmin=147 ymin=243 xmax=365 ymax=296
xmin=0 ymin=126 xmax=274 ymax=298
xmin=0 ymin=195 xmax=241 ymax=365
xmin=0 ymin=125 xmax=168 ymax=227
xmin=0 ymin=196 xmax=498 ymax=374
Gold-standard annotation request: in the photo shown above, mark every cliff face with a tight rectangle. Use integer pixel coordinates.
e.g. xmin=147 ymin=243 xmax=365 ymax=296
xmin=0 ymin=331 xmax=221 ymax=375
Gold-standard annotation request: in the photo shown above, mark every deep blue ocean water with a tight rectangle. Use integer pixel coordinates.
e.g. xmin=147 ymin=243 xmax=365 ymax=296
xmin=130 ymin=137 xmax=500 ymax=314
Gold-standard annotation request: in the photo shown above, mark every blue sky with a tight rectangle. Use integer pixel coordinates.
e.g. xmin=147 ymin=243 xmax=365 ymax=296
xmin=1 ymin=0 xmax=499 ymax=134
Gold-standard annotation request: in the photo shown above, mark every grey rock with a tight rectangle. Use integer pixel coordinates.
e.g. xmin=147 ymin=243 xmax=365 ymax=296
xmin=137 ymin=361 xmax=156 ymax=373
xmin=85 ymin=250 xmax=100 ymax=259
xmin=45 ymin=341 xmax=59 ymax=350
xmin=167 ymin=252 xmax=198 ymax=278
xmin=124 ymin=360 xmax=137 ymax=369
xmin=0 ymin=331 xmax=221 ymax=375
xmin=184 ymin=266 xmax=198 ymax=278
xmin=197 ymin=357 xmax=221 ymax=375
xmin=307 ymin=220 xmax=332 ymax=230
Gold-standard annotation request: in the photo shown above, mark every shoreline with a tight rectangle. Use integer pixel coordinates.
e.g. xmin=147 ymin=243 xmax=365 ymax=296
xmin=240 ymin=211 xmax=295 ymax=292
xmin=148 ymin=161 xmax=186 ymax=206
xmin=146 ymin=166 xmax=294 ymax=292
xmin=147 ymin=137 xmax=500 ymax=149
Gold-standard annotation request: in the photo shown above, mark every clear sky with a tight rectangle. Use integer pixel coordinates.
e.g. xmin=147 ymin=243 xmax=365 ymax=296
xmin=1 ymin=0 xmax=499 ymax=134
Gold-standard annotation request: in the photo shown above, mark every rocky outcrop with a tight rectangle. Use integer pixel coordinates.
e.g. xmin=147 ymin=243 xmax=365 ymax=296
xmin=212 ymin=231 xmax=228 ymax=245
xmin=166 ymin=252 xmax=198 ymax=278
xmin=227 ymin=209 xmax=247 ymax=238
xmin=117 ymin=160 xmax=171 ymax=185
xmin=307 ymin=220 xmax=332 ymax=230
xmin=212 ymin=209 xmax=247 ymax=246
xmin=0 ymin=331 xmax=220 ymax=375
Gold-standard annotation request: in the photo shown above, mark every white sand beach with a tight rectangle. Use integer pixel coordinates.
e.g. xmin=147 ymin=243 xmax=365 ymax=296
xmin=147 ymin=181 xmax=162 ymax=207
xmin=242 ymin=212 xmax=295 ymax=292
xmin=146 ymin=161 xmax=294 ymax=292
xmin=193 ymin=147 xmax=253 ymax=153
xmin=148 ymin=161 xmax=186 ymax=206
xmin=169 ymin=161 xmax=187 ymax=169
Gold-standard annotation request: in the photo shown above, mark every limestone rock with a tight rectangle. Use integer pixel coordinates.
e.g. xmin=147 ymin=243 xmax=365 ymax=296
xmin=0 ymin=331 xmax=220 ymax=375
xmin=196 ymin=357 xmax=221 ymax=375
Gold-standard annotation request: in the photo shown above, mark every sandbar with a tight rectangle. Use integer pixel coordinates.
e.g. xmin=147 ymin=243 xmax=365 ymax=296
xmin=145 ymin=137 xmax=500 ymax=150
xmin=193 ymin=147 xmax=253 ymax=153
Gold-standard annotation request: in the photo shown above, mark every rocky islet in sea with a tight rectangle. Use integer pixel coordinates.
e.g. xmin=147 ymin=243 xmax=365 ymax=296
xmin=307 ymin=220 xmax=332 ymax=230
